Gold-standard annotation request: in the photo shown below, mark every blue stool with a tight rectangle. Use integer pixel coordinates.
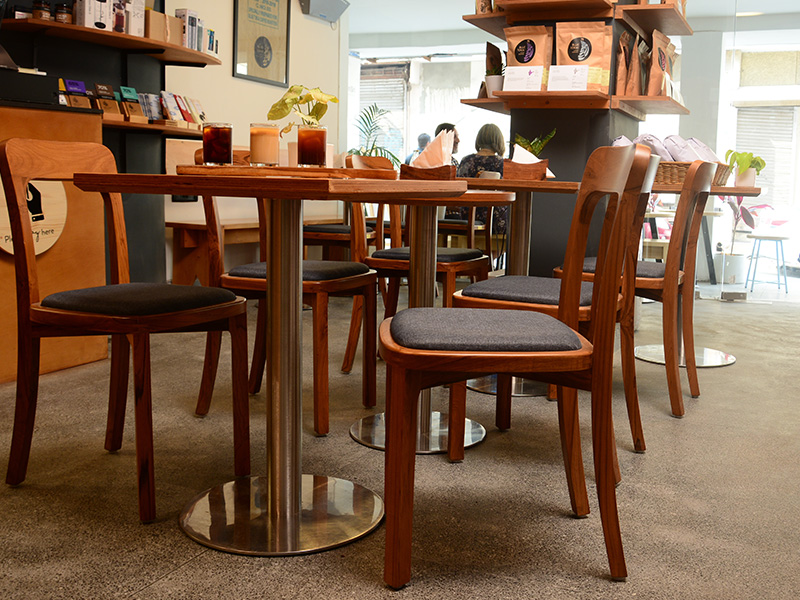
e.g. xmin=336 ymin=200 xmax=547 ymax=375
xmin=745 ymin=233 xmax=789 ymax=293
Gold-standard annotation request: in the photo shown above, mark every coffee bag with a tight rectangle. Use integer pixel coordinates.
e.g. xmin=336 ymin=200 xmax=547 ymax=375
xmin=616 ymin=30 xmax=634 ymax=96
xmin=505 ymin=25 xmax=553 ymax=85
xmin=646 ymin=30 xmax=672 ymax=96
xmin=555 ymin=21 xmax=612 ymax=93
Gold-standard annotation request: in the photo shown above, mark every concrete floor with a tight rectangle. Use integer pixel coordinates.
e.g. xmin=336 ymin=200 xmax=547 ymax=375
xmin=1 ymin=281 xmax=799 ymax=599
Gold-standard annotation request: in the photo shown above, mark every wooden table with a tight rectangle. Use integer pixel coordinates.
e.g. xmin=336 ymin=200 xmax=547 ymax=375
xmin=74 ymin=172 xmax=510 ymax=556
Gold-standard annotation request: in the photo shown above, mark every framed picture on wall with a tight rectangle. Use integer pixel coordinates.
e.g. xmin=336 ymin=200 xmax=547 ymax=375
xmin=233 ymin=0 xmax=290 ymax=87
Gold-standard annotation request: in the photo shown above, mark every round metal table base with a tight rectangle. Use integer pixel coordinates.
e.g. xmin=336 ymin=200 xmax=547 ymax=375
xmin=349 ymin=411 xmax=486 ymax=454
xmin=179 ymin=474 xmax=384 ymax=556
xmin=634 ymin=344 xmax=736 ymax=368
xmin=466 ymin=375 xmax=548 ymax=397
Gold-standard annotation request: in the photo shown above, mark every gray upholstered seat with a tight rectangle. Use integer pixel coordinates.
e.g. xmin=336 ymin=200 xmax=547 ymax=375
xmin=438 ymin=218 xmax=484 ymax=227
xmin=390 ymin=307 xmax=582 ymax=352
xmin=303 ymin=224 xmax=374 ymax=234
xmin=228 ymin=260 xmax=370 ymax=282
xmin=40 ymin=282 xmax=236 ymax=316
xmin=461 ymin=275 xmax=593 ymax=306
xmin=371 ymin=247 xmax=484 ymax=263
xmin=583 ymin=256 xmax=666 ymax=279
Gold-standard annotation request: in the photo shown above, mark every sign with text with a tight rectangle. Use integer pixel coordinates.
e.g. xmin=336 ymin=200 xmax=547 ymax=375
xmin=547 ymin=65 xmax=589 ymax=92
xmin=233 ymin=0 xmax=290 ymax=87
xmin=503 ymin=66 xmax=544 ymax=92
xmin=0 ymin=181 xmax=67 ymax=256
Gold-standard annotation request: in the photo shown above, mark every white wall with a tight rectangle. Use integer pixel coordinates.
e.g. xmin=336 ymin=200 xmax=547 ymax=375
xmin=160 ymin=1 xmax=349 ymax=278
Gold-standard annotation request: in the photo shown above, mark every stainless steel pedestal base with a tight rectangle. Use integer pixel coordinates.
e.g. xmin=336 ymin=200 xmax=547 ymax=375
xmin=466 ymin=375 xmax=548 ymax=397
xmin=350 ymin=411 xmax=486 ymax=454
xmin=179 ymin=474 xmax=384 ymax=556
xmin=634 ymin=344 xmax=736 ymax=368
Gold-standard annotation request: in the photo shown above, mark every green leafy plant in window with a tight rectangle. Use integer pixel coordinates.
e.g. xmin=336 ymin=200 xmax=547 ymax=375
xmin=348 ymin=103 xmax=400 ymax=167
xmin=268 ymin=84 xmax=339 ymax=135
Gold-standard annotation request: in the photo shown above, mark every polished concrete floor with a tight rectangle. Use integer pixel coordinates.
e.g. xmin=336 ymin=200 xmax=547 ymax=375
xmin=1 ymin=281 xmax=799 ymax=599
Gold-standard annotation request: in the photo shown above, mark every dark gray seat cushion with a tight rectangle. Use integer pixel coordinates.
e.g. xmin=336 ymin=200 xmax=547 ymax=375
xmin=365 ymin=219 xmax=405 ymax=228
xmin=438 ymin=218 xmax=484 ymax=227
xmin=228 ymin=260 xmax=370 ymax=282
xmin=40 ymin=282 xmax=237 ymax=316
xmin=303 ymin=224 xmax=373 ymax=234
xmin=461 ymin=275 xmax=593 ymax=306
xmin=390 ymin=308 xmax=581 ymax=352
xmin=371 ymin=247 xmax=484 ymax=263
xmin=583 ymin=256 xmax=665 ymax=279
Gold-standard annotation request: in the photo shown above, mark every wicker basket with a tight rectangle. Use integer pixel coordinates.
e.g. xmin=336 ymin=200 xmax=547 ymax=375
xmin=655 ymin=161 xmax=732 ymax=187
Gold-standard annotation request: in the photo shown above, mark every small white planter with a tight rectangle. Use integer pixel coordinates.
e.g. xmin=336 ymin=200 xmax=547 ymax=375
xmin=485 ymin=75 xmax=504 ymax=98
xmin=734 ymin=167 xmax=756 ymax=187
xmin=714 ymin=253 xmax=749 ymax=285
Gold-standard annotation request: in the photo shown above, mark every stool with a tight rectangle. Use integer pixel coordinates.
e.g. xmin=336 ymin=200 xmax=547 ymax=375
xmin=745 ymin=233 xmax=789 ymax=293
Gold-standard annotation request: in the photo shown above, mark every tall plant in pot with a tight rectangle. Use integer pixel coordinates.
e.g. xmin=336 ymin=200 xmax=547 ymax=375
xmin=348 ymin=103 xmax=400 ymax=168
xmin=716 ymin=195 xmax=770 ymax=284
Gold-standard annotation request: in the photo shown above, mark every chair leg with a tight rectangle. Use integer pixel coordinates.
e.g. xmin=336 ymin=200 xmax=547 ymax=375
xmin=619 ymin=311 xmax=646 ymax=452
xmin=681 ymin=283 xmax=700 ymax=399
xmin=195 ymin=331 xmax=222 ymax=416
xmin=495 ymin=373 xmax=512 ymax=431
xmin=384 ymin=278 xmax=400 ymax=319
xmin=662 ymin=290 xmax=685 ymax=417
xmin=105 ymin=334 xmax=130 ymax=452
xmin=228 ymin=312 xmax=251 ymax=477
xmin=341 ymin=295 xmax=362 ymax=374
xmin=442 ymin=272 xmax=457 ymax=308
xmin=447 ymin=380 xmax=466 ymax=462
xmin=556 ymin=386 xmax=590 ymax=517
xmin=383 ymin=364 xmax=419 ymax=590
xmin=591 ymin=381 xmax=627 ymax=580
xmin=362 ymin=286 xmax=377 ymax=409
xmin=131 ymin=333 xmax=156 ymax=523
xmin=248 ymin=299 xmax=267 ymax=394
xmin=311 ymin=292 xmax=330 ymax=436
xmin=6 ymin=336 xmax=41 ymax=486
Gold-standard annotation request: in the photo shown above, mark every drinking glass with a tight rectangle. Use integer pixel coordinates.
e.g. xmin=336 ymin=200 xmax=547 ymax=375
xmin=203 ymin=122 xmax=233 ymax=165
xmin=297 ymin=125 xmax=327 ymax=167
xmin=250 ymin=123 xmax=280 ymax=166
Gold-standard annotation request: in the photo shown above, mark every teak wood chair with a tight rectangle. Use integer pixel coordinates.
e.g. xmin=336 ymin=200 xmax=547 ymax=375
xmin=437 ymin=205 xmax=494 ymax=265
xmin=378 ymin=144 xmax=649 ymax=588
xmin=194 ymin=186 xmax=377 ymax=436
xmin=0 ymin=138 xmax=251 ymax=523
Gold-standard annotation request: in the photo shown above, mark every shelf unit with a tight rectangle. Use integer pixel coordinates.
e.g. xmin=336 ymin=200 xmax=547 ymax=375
xmin=462 ymin=1 xmax=692 ymax=120
xmin=102 ymin=119 xmax=203 ymax=138
xmin=1 ymin=18 xmax=220 ymax=66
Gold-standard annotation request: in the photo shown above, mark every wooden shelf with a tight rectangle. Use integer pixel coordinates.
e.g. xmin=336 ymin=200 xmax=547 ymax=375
xmin=102 ymin=120 xmax=202 ymax=138
xmin=615 ymin=4 xmax=692 ymax=40
xmin=496 ymin=0 xmax=613 ymax=22
xmin=492 ymin=90 xmax=610 ymax=110
xmin=460 ymin=98 xmax=510 ymax=115
xmin=612 ymin=96 xmax=689 ymax=120
xmin=461 ymin=13 xmax=507 ymax=40
xmin=1 ymin=18 xmax=221 ymax=66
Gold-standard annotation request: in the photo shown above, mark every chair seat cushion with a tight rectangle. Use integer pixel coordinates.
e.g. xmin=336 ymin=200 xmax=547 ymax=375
xmin=583 ymin=256 xmax=665 ymax=279
xmin=437 ymin=218 xmax=484 ymax=227
xmin=365 ymin=219 xmax=405 ymax=228
xmin=303 ymin=224 xmax=374 ymax=234
xmin=390 ymin=308 xmax=582 ymax=352
xmin=371 ymin=247 xmax=484 ymax=263
xmin=462 ymin=275 xmax=593 ymax=306
xmin=40 ymin=282 xmax=237 ymax=316
xmin=228 ymin=260 xmax=370 ymax=282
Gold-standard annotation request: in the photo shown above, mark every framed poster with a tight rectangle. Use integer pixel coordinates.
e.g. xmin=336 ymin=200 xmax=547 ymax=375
xmin=233 ymin=0 xmax=290 ymax=87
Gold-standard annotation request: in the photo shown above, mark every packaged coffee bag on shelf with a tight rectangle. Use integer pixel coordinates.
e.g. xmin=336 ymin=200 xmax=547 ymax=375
xmin=505 ymin=25 xmax=553 ymax=85
xmin=555 ymin=21 xmax=612 ymax=93
xmin=646 ymin=30 xmax=672 ymax=96
xmin=616 ymin=30 xmax=634 ymax=96
xmin=475 ymin=0 xmax=492 ymax=14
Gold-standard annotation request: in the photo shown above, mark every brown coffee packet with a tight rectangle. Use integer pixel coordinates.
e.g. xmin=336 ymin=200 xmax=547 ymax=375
xmin=616 ymin=30 xmax=634 ymax=96
xmin=647 ymin=30 xmax=672 ymax=96
xmin=505 ymin=25 xmax=553 ymax=85
xmin=475 ymin=0 xmax=492 ymax=14
xmin=555 ymin=21 xmax=612 ymax=93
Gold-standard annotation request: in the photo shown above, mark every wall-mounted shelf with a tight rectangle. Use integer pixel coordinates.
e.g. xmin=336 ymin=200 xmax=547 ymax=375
xmin=102 ymin=120 xmax=203 ymax=138
xmin=460 ymin=98 xmax=509 ymax=115
xmin=612 ymin=96 xmax=689 ymax=121
xmin=1 ymin=18 xmax=220 ymax=66
xmin=614 ymin=4 xmax=692 ymax=40
xmin=461 ymin=13 xmax=506 ymax=40
xmin=492 ymin=90 xmax=611 ymax=110
xmin=496 ymin=0 xmax=613 ymax=22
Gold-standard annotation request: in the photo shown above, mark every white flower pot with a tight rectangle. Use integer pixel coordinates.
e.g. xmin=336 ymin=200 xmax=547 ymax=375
xmin=734 ymin=167 xmax=756 ymax=187
xmin=485 ymin=75 xmax=504 ymax=98
xmin=714 ymin=253 xmax=749 ymax=285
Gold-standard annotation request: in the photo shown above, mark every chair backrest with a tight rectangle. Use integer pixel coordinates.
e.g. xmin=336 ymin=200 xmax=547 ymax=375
xmin=662 ymin=161 xmax=715 ymax=287
xmin=346 ymin=154 xmax=394 ymax=170
xmin=0 ymin=138 xmax=125 ymax=320
xmin=559 ymin=144 xmax=651 ymax=333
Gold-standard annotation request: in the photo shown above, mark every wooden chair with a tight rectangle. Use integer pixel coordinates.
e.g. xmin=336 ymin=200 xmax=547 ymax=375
xmin=0 ymin=138 xmax=251 ymax=523
xmin=438 ymin=206 xmax=494 ymax=266
xmin=195 ymin=187 xmax=377 ymax=436
xmin=378 ymin=144 xmax=649 ymax=588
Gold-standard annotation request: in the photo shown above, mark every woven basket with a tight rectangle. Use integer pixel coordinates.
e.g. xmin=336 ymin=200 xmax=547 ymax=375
xmin=655 ymin=161 xmax=732 ymax=187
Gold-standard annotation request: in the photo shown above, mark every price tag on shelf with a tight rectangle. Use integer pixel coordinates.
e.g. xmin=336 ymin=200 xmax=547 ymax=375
xmin=547 ymin=65 xmax=589 ymax=92
xmin=503 ymin=66 xmax=543 ymax=92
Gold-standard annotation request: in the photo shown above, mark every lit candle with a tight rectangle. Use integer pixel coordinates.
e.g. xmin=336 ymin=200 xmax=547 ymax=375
xmin=250 ymin=123 xmax=280 ymax=166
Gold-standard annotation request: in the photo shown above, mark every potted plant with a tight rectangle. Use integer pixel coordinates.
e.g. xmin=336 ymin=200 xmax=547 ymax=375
xmin=515 ymin=128 xmax=556 ymax=157
xmin=484 ymin=42 xmax=504 ymax=98
xmin=715 ymin=195 xmax=770 ymax=284
xmin=724 ymin=149 xmax=766 ymax=187
xmin=268 ymin=84 xmax=339 ymax=166
xmin=348 ymin=103 xmax=401 ymax=168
